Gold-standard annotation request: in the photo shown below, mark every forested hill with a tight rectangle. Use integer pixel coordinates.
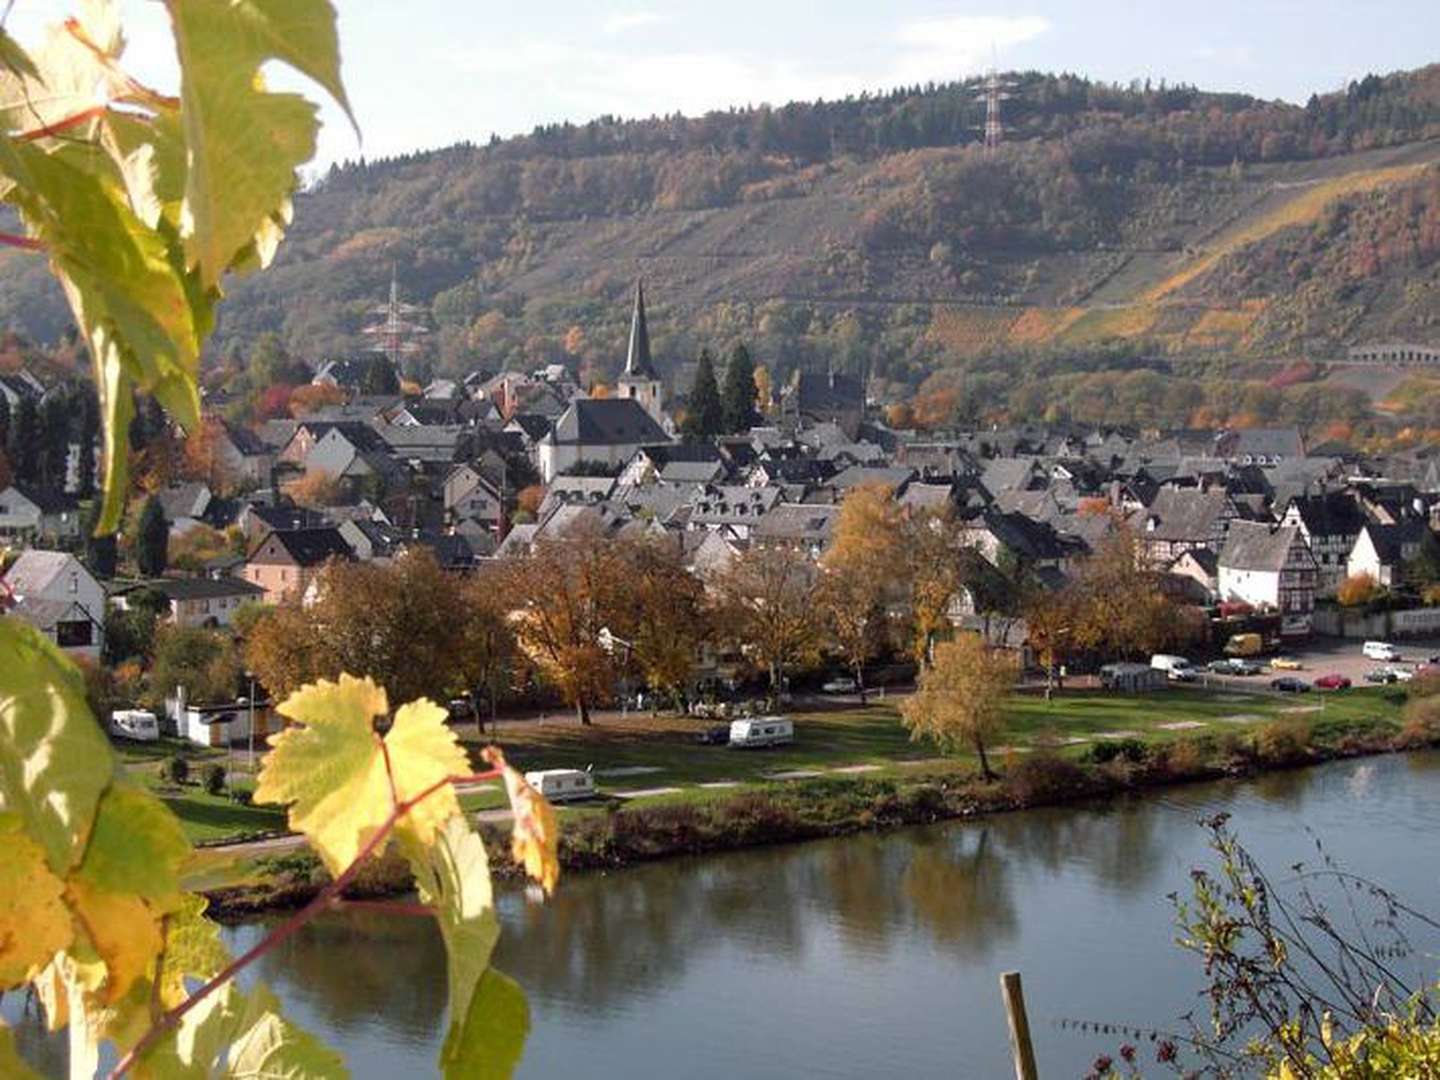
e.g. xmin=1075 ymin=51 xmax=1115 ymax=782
xmin=4 ymin=65 xmax=1440 ymax=398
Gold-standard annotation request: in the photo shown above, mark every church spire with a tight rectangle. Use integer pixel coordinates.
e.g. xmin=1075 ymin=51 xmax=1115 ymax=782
xmin=624 ymin=279 xmax=657 ymax=380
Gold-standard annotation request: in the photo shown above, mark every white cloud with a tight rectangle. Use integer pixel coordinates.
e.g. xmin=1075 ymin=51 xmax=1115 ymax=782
xmin=889 ymin=14 xmax=1052 ymax=84
xmin=602 ymin=11 xmax=670 ymax=36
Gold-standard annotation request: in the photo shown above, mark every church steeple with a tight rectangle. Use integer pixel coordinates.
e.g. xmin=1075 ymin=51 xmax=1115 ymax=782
xmin=624 ymin=279 xmax=657 ymax=380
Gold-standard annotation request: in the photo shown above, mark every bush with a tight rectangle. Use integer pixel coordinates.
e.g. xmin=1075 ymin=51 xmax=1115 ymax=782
xmin=1253 ymin=716 xmax=1312 ymax=765
xmin=162 ymin=755 xmax=189 ymax=786
xmin=203 ymin=763 xmax=227 ymax=796
xmin=1087 ymin=737 xmax=1148 ymax=764
xmin=1336 ymin=572 xmax=1384 ymax=608
xmin=1399 ymin=695 xmax=1440 ymax=748
xmin=1004 ymin=753 xmax=1087 ymax=804
xmin=1160 ymin=737 xmax=1209 ymax=778
xmin=230 ymin=787 xmax=254 ymax=806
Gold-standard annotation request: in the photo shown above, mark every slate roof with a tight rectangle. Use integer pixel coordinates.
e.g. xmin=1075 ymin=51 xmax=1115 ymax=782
xmin=116 ymin=577 xmax=265 ymax=602
xmin=750 ymin=503 xmax=842 ymax=545
xmin=1136 ymin=489 xmax=1232 ymax=543
xmin=1219 ymin=521 xmax=1304 ymax=572
xmin=622 ymin=280 xmax=658 ymax=380
xmin=1285 ymin=491 xmax=1368 ymax=539
xmin=828 ymin=464 xmax=916 ymax=493
xmin=505 ymin=413 xmax=554 ymax=442
xmin=220 ymin=421 xmax=273 ymax=456
xmin=250 ymin=527 xmax=354 ymax=567
xmin=1359 ymin=520 xmax=1432 ymax=564
xmin=243 ymin=504 xmax=333 ymax=533
xmin=3 ymin=482 xmax=77 ymax=515
xmin=4 ymin=550 xmax=86 ymax=596
xmin=546 ymin=398 xmax=670 ymax=446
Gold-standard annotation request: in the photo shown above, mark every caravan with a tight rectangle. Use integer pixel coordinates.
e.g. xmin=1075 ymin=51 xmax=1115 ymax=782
xmin=728 ymin=716 xmax=794 ymax=748
xmin=523 ymin=768 xmax=597 ymax=803
xmin=110 ymin=709 xmax=160 ymax=742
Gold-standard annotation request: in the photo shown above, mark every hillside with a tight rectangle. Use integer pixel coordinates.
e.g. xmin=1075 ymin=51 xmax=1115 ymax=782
xmin=4 ymin=65 xmax=1440 ymax=402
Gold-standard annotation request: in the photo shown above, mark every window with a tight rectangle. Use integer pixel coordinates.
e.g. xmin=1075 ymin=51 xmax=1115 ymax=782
xmin=56 ymin=620 xmax=93 ymax=648
xmin=68 ymin=573 xmax=77 ymax=594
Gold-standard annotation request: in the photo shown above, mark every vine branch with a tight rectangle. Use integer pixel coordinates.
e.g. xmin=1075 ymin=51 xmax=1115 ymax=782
xmin=107 ymin=767 xmax=502 ymax=1078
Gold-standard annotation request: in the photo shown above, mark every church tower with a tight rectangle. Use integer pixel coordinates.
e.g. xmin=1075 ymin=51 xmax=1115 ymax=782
xmin=616 ymin=279 xmax=666 ymax=426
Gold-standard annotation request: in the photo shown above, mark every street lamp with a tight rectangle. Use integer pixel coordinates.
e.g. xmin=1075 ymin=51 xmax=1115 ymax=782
xmin=242 ymin=670 xmax=257 ymax=772
xmin=597 ymin=627 xmax=635 ymax=718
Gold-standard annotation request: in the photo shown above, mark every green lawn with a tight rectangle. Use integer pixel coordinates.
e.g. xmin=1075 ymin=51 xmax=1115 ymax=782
xmin=150 ymin=684 xmax=1408 ymax=843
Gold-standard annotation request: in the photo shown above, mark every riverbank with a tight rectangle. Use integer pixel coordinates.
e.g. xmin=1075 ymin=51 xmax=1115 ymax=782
xmin=204 ymin=706 xmax=1435 ymax=918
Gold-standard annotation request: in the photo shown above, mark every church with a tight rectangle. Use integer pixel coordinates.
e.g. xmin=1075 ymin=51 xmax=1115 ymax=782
xmin=615 ymin=279 xmax=668 ymax=429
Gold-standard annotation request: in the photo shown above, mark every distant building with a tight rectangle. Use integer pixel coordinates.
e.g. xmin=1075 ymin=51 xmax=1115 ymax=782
xmin=781 ymin=367 xmax=865 ymax=439
xmin=111 ymin=576 xmax=266 ymax=629
xmin=243 ymin=527 xmax=353 ymax=603
xmin=0 ymin=483 xmax=80 ymax=544
xmin=1347 ymin=520 xmax=1432 ymax=588
xmin=614 ymin=280 xmax=667 ymax=427
xmin=537 ymin=398 xmax=671 ymax=483
xmin=1218 ymin=521 xmax=1317 ymax=636
xmin=2 ymin=550 xmax=105 ymax=659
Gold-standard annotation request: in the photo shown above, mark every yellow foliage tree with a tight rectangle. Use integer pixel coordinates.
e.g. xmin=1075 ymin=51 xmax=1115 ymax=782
xmin=900 ymin=634 xmax=1016 ymax=779
xmin=1337 ymin=572 xmax=1383 ymax=607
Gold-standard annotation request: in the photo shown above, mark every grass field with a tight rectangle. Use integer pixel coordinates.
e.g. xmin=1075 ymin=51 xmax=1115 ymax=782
xmin=143 ymin=685 xmax=1407 ymax=843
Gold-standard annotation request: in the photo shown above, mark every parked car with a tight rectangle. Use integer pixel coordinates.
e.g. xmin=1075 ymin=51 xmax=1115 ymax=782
xmin=1270 ymin=657 xmax=1303 ymax=671
xmin=1229 ymin=659 xmax=1263 ymax=676
xmin=1150 ymin=654 xmax=1196 ymax=681
xmin=1364 ymin=668 xmax=1398 ymax=684
xmin=1389 ymin=666 xmax=1415 ymax=683
xmin=1270 ymin=676 xmax=1311 ymax=693
xmin=1207 ymin=659 xmax=1239 ymax=674
xmin=1314 ymin=673 xmax=1351 ymax=691
xmin=821 ymin=676 xmax=858 ymax=694
xmin=1363 ymin=641 xmax=1401 ymax=662
xmin=694 ymin=724 xmax=731 ymax=746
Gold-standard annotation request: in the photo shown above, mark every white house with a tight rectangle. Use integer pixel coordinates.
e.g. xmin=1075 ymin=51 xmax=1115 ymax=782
xmin=1346 ymin=520 xmax=1432 ymax=588
xmin=536 ymin=398 xmax=671 ymax=483
xmin=443 ymin=463 xmax=503 ymax=532
xmin=1217 ymin=521 xmax=1318 ymax=636
xmin=0 ymin=483 xmax=81 ymax=544
xmin=112 ymin=576 xmax=266 ymax=629
xmin=2 ymin=550 xmax=106 ymax=659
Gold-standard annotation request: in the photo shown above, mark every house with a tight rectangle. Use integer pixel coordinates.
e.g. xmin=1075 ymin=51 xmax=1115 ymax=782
xmin=780 ymin=367 xmax=865 ymax=439
xmin=167 ymin=686 xmax=276 ymax=748
xmin=1131 ymin=488 xmax=1241 ymax=563
xmin=618 ymin=443 xmax=728 ymax=487
xmin=2 ymin=550 xmax=105 ymax=659
xmin=0 ymin=483 xmax=80 ymax=544
xmin=537 ymin=398 xmax=672 ymax=482
xmin=686 ymin=484 xmax=786 ymax=541
xmin=1217 ymin=521 xmax=1317 ymax=636
xmin=243 ymin=527 xmax=353 ymax=603
xmin=1347 ymin=520 xmax=1433 ymax=589
xmin=1168 ymin=548 xmax=1219 ymax=602
xmin=212 ymin=421 xmax=275 ymax=487
xmin=750 ymin=503 xmax=842 ymax=558
xmin=1280 ymin=491 xmax=1369 ymax=596
xmin=1218 ymin=427 xmax=1304 ymax=467
xmin=112 ymin=576 xmax=266 ymax=629
xmin=443 ymin=463 xmax=503 ymax=532
xmin=158 ymin=482 xmax=213 ymax=537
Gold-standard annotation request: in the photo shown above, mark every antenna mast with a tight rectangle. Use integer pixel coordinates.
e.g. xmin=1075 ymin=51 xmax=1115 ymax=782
xmin=974 ymin=69 xmax=1018 ymax=155
xmin=361 ymin=263 xmax=430 ymax=377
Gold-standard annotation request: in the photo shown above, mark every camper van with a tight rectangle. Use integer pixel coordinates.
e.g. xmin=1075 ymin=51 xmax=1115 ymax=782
xmin=110 ymin=709 xmax=160 ymax=742
xmin=523 ymin=768 xmax=596 ymax=803
xmin=1149 ymin=654 xmax=1197 ymax=682
xmin=1363 ymin=641 xmax=1401 ymax=662
xmin=1223 ymin=633 xmax=1263 ymax=658
xmin=728 ymin=716 xmax=794 ymax=749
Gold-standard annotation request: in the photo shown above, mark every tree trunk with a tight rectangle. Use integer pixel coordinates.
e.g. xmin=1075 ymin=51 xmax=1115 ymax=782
xmin=856 ymin=663 xmax=867 ymax=705
xmin=975 ymin=733 xmax=995 ymax=782
xmin=576 ymin=696 xmax=591 ymax=726
xmin=469 ymin=691 xmax=484 ymax=737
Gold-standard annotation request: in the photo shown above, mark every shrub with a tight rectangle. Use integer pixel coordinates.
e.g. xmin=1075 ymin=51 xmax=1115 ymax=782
xmin=1161 ymin=737 xmax=1208 ymax=778
xmin=1253 ymin=716 xmax=1312 ymax=765
xmin=1087 ymin=737 xmax=1148 ymax=765
xmin=1399 ymin=695 xmax=1440 ymax=748
xmin=162 ymin=755 xmax=189 ymax=786
xmin=1336 ymin=572 xmax=1383 ymax=608
xmin=203 ymin=763 xmax=227 ymax=796
xmin=1408 ymin=669 xmax=1440 ymax=700
xmin=230 ymin=787 xmax=254 ymax=806
xmin=1004 ymin=753 xmax=1087 ymax=804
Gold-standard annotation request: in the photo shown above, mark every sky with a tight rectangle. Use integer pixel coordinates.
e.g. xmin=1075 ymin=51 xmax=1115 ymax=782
xmin=8 ymin=1 xmax=1440 ymax=170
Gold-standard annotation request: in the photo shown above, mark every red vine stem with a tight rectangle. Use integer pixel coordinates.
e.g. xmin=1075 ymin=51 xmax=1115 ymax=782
xmin=15 ymin=105 xmax=105 ymax=141
xmin=107 ymin=767 xmax=502 ymax=1078
xmin=0 ymin=232 xmax=43 ymax=252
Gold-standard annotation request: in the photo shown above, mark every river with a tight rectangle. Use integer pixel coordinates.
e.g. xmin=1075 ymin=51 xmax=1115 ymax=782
xmin=12 ymin=753 xmax=1440 ymax=1077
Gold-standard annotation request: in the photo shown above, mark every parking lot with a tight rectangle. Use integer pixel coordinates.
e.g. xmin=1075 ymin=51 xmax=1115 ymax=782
xmin=1201 ymin=635 xmax=1440 ymax=689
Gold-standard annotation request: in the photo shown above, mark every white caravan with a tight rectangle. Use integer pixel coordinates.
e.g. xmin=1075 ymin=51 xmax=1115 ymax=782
xmin=111 ymin=709 xmax=160 ymax=742
xmin=728 ymin=716 xmax=794 ymax=748
xmin=523 ymin=768 xmax=597 ymax=802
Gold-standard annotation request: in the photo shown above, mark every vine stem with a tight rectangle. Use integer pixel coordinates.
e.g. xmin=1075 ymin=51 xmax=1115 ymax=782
xmin=107 ymin=767 xmax=502 ymax=1078
xmin=0 ymin=232 xmax=43 ymax=251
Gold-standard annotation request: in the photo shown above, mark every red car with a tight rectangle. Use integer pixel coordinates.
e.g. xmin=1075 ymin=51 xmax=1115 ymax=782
xmin=1314 ymin=673 xmax=1351 ymax=691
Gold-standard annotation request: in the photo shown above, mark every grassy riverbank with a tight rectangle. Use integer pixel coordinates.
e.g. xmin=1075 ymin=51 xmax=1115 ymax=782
xmin=203 ymin=690 xmax=1431 ymax=918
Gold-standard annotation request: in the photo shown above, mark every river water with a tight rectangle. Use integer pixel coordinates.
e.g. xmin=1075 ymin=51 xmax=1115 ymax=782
xmin=12 ymin=753 xmax=1440 ymax=1077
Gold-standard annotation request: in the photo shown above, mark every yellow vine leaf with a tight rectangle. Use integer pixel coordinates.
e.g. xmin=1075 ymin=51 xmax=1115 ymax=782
xmin=158 ymin=894 xmax=230 ymax=1011
xmin=0 ymin=820 xmax=72 ymax=989
xmin=483 ymin=747 xmax=560 ymax=897
xmin=255 ymin=675 xmax=469 ymax=875
xmin=164 ymin=0 xmax=354 ymax=289
xmin=0 ymin=617 xmax=113 ymax=875
xmin=442 ymin=969 xmax=530 ymax=1080
xmin=66 ymin=880 xmax=164 ymax=1004
xmin=73 ymin=780 xmax=190 ymax=902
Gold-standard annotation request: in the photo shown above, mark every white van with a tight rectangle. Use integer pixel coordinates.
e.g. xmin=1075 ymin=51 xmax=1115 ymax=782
xmin=1149 ymin=654 xmax=1196 ymax=682
xmin=728 ymin=716 xmax=794 ymax=748
xmin=1363 ymin=641 xmax=1401 ymax=662
xmin=523 ymin=768 xmax=596 ymax=803
xmin=110 ymin=709 xmax=160 ymax=742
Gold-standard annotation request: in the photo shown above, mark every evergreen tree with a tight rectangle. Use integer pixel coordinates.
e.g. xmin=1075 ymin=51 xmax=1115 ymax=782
xmin=10 ymin=396 xmax=39 ymax=483
xmin=0 ymin=394 xmax=10 ymax=457
xmin=39 ymin=392 xmax=70 ymax=490
xmin=361 ymin=356 xmax=400 ymax=396
xmin=721 ymin=342 xmax=757 ymax=434
xmin=136 ymin=495 xmax=168 ymax=578
xmin=76 ymin=390 xmax=98 ymax=498
xmin=83 ymin=501 xmax=117 ymax=579
xmin=681 ymin=347 xmax=723 ymax=438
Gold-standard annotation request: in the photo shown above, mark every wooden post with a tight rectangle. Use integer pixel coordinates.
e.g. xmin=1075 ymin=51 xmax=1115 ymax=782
xmin=1000 ymin=970 xmax=1039 ymax=1080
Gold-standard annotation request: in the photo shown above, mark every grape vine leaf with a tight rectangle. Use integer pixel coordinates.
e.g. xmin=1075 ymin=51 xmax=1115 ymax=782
xmin=0 ymin=1020 xmax=44 ymax=1080
xmin=0 ymin=818 xmax=72 ymax=989
xmin=0 ymin=616 xmax=113 ymax=875
xmin=483 ymin=747 xmax=560 ymax=897
xmin=254 ymin=675 xmax=469 ymax=874
xmin=73 ymin=779 xmax=190 ymax=901
xmin=164 ymin=0 xmax=354 ymax=289
xmin=66 ymin=880 xmax=164 ymax=1004
xmin=441 ymin=970 xmax=529 ymax=1080
xmin=158 ymin=895 xmax=230 ymax=1011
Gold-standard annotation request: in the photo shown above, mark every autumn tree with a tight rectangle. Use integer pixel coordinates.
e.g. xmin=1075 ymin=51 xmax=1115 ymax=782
xmin=681 ymin=347 xmax=723 ymax=438
xmin=711 ymin=541 xmax=820 ymax=700
xmin=901 ymin=507 xmax=969 ymax=666
xmin=1337 ymin=572 xmax=1383 ymax=607
xmin=900 ymin=634 xmax=1016 ymax=780
xmin=287 ymin=382 xmax=347 ymax=417
xmin=609 ymin=535 xmax=712 ymax=706
xmin=285 ymin=467 xmax=343 ymax=509
xmin=818 ymin=485 xmax=904 ymax=697
xmin=146 ymin=625 xmax=243 ymax=709
xmin=242 ymin=602 xmax=331 ymax=701
xmin=753 ymin=363 xmax=774 ymax=417
xmin=1068 ymin=522 xmax=1184 ymax=659
xmin=497 ymin=522 xmax=626 ymax=724
xmin=721 ymin=342 xmax=757 ymax=433
xmin=452 ymin=567 xmax=522 ymax=732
